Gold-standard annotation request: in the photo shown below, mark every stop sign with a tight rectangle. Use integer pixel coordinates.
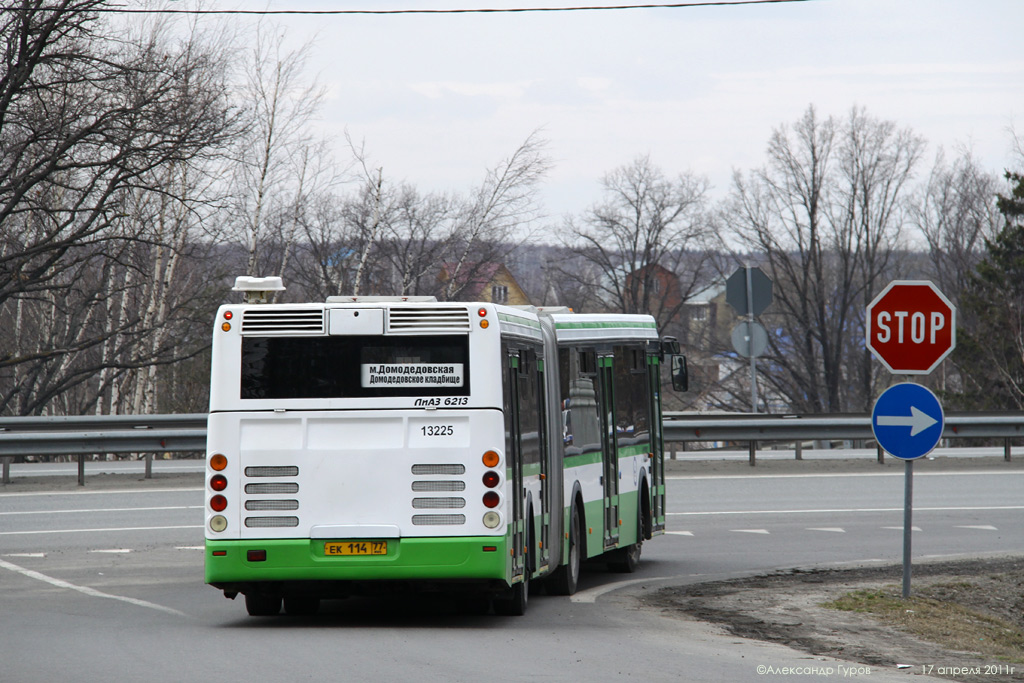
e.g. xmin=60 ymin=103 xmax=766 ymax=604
xmin=866 ymin=280 xmax=956 ymax=375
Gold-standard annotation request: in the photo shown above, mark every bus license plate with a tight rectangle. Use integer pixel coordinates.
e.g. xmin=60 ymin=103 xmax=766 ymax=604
xmin=325 ymin=541 xmax=387 ymax=556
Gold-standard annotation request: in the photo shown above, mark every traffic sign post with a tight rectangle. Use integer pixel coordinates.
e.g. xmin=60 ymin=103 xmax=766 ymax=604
xmin=727 ymin=266 xmax=773 ymax=416
xmin=871 ymin=382 xmax=945 ymax=599
xmin=866 ymin=280 xmax=955 ymax=595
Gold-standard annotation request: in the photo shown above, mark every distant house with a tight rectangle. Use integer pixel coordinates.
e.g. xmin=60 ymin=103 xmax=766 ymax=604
xmin=438 ymin=262 xmax=532 ymax=305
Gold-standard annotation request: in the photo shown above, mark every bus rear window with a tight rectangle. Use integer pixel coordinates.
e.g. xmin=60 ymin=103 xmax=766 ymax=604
xmin=240 ymin=335 xmax=470 ymax=399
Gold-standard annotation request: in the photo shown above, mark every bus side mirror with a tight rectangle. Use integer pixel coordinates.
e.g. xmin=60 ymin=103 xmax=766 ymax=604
xmin=670 ymin=355 xmax=688 ymax=392
xmin=659 ymin=336 xmax=680 ymax=361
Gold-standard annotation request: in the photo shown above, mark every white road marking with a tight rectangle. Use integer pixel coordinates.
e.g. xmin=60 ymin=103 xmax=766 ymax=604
xmin=807 ymin=527 xmax=846 ymax=533
xmin=176 ymin=546 xmax=205 ymax=551
xmin=665 ymin=531 xmax=693 ymax=536
xmin=667 ymin=471 xmax=1024 ymax=481
xmin=3 ymin=553 xmax=45 ymax=558
xmin=955 ymin=525 xmax=998 ymax=531
xmin=731 ymin=529 xmax=770 ymax=534
xmin=0 ymin=488 xmax=202 ymax=498
xmin=0 ymin=525 xmax=202 ymax=536
xmin=90 ymin=549 xmax=132 ymax=554
xmin=0 ymin=558 xmax=187 ymax=617
xmin=0 ymin=506 xmax=202 ymax=516
xmin=668 ymin=505 xmax=1024 ymax=516
xmin=882 ymin=526 xmax=922 ymax=531
xmin=571 ymin=575 xmax=677 ymax=604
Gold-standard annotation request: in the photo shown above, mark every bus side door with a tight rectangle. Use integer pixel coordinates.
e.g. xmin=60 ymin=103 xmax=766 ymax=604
xmin=598 ymin=353 xmax=619 ymax=550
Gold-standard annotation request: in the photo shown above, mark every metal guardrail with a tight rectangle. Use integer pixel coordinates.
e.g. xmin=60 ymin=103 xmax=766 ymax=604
xmin=2 ymin=411 xmax=1022 ymax=484
xmin=663 ymin=412 xmax=1024 ymax=465
xmin=0 ymin=414 xmax=207 ymax=485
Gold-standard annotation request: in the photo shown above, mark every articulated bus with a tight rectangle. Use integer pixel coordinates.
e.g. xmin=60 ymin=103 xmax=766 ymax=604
xmin=205 ymin=277 xmax=682 ymax=616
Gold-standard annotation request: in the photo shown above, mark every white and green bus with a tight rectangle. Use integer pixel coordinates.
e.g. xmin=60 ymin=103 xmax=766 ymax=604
xmin=205 ymin=277 xmax=683 ymax=616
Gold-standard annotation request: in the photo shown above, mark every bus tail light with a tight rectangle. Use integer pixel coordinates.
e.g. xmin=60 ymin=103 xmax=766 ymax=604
xmin=483 ymin=491 xmax=500 ymax=509
xmin=210 ymin=474 xmax=227 ymax=491
xmin=482 ymin=450 xmax=500 ymax=468
xmin=482 ymin=512 xmax=501 ymax=529
xmin=209 ymin=454 xmax=227 ymax=471
xmin=482 ymin=471 xmax=500 ymax=488
xmin=210 ymin=495 xmax=227 ymax=512
xmin=210 ymin=516 xmax=228 ymax=532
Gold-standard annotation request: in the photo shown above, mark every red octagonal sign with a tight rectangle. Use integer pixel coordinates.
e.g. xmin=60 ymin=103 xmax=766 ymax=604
xmin=866 ymin=280 xmax=956 ymax=375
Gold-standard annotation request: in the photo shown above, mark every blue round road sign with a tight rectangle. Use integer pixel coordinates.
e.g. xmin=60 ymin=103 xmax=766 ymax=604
xmin=871 ymin=383 xmax=944 ymax=460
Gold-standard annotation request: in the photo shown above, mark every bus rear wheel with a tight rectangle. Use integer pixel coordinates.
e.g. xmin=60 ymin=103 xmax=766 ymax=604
xmin=244 ymin=592 xmax=281 ymax=616
xmin=548 ymin=502 xmax=581 ymax=595
xmin=493 ymin=572 xmax=528 ymax=616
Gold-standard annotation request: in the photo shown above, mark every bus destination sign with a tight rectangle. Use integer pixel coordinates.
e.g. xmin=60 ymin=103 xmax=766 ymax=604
xmin=360 ymin=363 xmax=464 ymax=388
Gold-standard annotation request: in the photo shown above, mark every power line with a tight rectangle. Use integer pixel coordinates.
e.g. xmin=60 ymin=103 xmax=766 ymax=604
xmin=88 ymin=0 xmax=812 ymax=16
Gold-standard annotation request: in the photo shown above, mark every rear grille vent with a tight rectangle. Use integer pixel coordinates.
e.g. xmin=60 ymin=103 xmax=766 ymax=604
xmin=245 ymin=466 xmax=300 ymax=477
xmin=411 ymin=464 xmax=465 ymax=476
xmin=412 ymin=514 xmax=466 ymax=526
xmin=245 ymin=516 xmax=299 ymax=528
xmin=412 ymin=497 xmax=466 ymax=509
xmin=245 ymin=482 xmax=299 ymax=494
xmin=241 ymin=309 xmax=324 ymax=335
xmin=388 ymin=307 xmax=470 ymax=332
xmin=245 ymin=499 xmax=299 ymax=511
xmin=412 ymin=481 xmax=466 ymax=492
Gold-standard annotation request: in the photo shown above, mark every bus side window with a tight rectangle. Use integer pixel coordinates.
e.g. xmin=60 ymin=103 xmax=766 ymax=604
xmin=560 ymin=348 xmax=601 ymax=457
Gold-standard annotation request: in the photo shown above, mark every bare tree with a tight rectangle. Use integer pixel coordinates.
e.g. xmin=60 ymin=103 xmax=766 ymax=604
xmin=440 ymin=132 xmax=551 ymax=300
xmin=228 ymin=24 xmax=333 ymax=282
xmin=559 ymin=155 xmax=713 ymax=325
xmin=0 ymin=2 xmax=238 ymax=415
xmin=912 ymin=147 xmax=1001 ymax=303
xmin=727 ymin=105 xmax=923 ymax=413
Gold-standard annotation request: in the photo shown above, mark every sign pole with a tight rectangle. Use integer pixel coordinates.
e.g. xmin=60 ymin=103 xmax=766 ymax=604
xmin=746 ymin=266 xmax=758 ymax=413
xmin=903 ymin=458 xmax=913 ymax=598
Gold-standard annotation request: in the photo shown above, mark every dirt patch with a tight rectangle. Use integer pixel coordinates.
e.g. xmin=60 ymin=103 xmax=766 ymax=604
xmin=642 ymin=557 xmax=1024 ymax=682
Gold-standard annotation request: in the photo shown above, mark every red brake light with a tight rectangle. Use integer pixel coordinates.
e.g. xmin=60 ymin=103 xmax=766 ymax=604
xmin=210 ymin=495 xmax=227 ymax=512
xmin=483 ymin=491 xmax=500 ymax=508
xmin=210 ymin=474 xmax=227 ymax=491
xmin=482 ymin=471 xmax=500 ymax=488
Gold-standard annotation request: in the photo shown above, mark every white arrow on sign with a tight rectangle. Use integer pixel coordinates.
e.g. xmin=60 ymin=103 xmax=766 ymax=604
xmin=876 ymin=406 xmax=938 ymax=436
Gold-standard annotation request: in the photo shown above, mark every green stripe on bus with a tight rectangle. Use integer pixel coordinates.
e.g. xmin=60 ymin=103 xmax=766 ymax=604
xmin=205 ymin=537 xmax=509 ymax=584
xmin=553 ymin=321 xmax=657 ymax=331
xmin=498 ymin=313 xmax=542 ymax=329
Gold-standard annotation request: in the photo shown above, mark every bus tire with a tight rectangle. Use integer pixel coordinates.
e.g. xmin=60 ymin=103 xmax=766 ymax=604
xmin=493 ymin=573 xmax=528 ymax=616
xmin=494 ymin=516 xmax=532 ymax=616
xmin=608 ymin=511 xmax=643 ymax=574
xmin=548 ymin=501 xmax=581 ymax=596
xmin=244 ymin=592 xmax=281 ymax=616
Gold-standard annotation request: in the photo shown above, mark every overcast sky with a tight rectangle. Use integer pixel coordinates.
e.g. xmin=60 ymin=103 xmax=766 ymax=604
xmin=225 ymin=0 xmax=1022 ymax=225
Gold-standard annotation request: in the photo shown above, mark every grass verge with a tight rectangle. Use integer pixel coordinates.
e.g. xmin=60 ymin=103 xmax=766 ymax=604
xmin=824 ymin=581 xmax=1024 ymax=663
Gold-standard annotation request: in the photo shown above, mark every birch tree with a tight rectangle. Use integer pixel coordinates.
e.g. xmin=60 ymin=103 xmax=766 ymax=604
xmin=0 ymin=2 xmax=237 ymax=415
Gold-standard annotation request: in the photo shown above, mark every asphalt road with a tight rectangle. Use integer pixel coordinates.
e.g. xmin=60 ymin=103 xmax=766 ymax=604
xmin=3 ymin=459 xmax=1019 ymax=682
